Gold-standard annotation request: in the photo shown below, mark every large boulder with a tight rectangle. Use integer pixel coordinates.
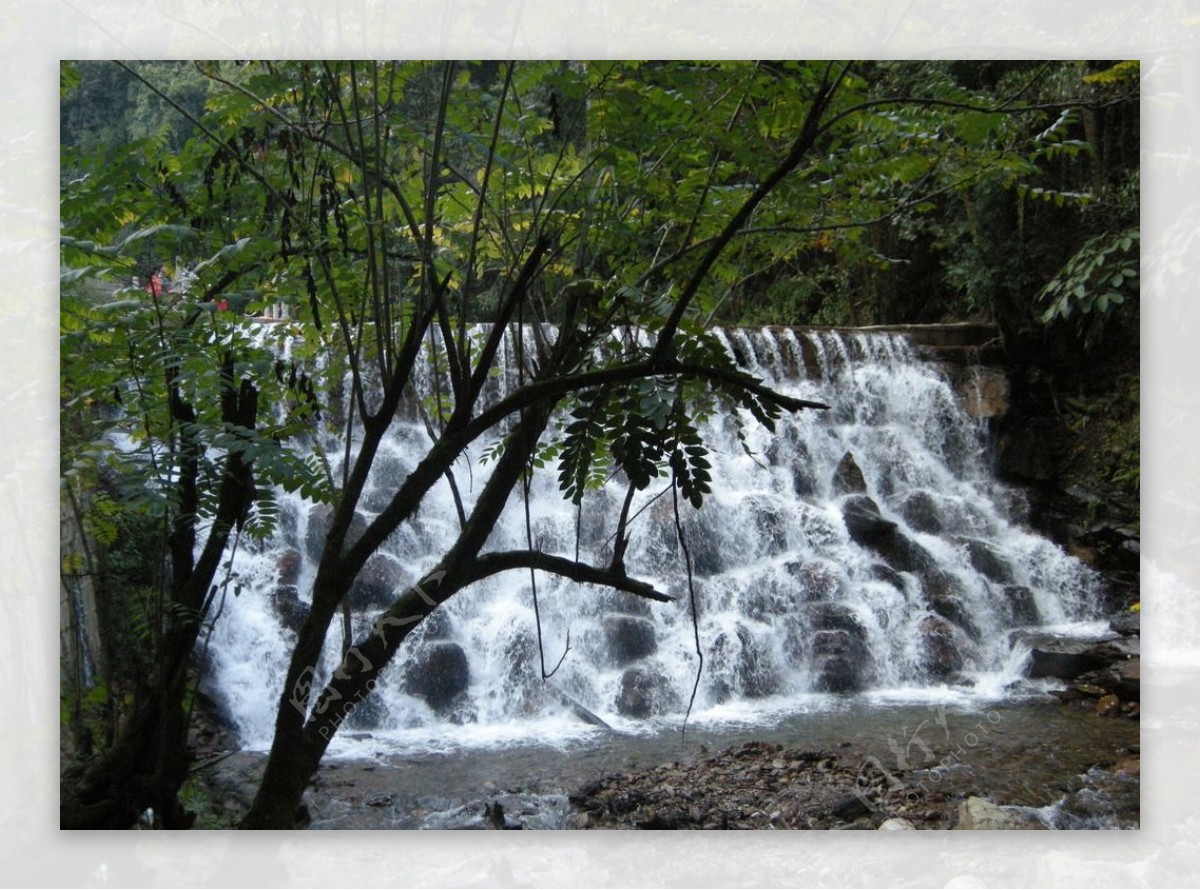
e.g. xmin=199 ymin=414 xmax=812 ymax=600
xmin=1015 ymin=632 xmax=1137 ymax=681
xmin=1001 ymin=585 xmax=1040 ymax=626
xmin=831 ymin=452 xmax=868 ymax=496
xmin=792 ymin=463 xmax=819 ymax=498
xmin=751 ymin=502 xmax=789 ymax=556
xmin=920 ymin=569 xmax=979 ymax=639
xmin=1109 ymin=611 xmax=1140 ymax=636
xmin=743 ymin=581 xmax=795 ymax=622
xmin=841 ymin=495 xmax=896 ymax=545
xmin=918 ymin=615 xmax=967 ymax=679
xmin=872 ymin=528 xmax=936 ymax=575
xmin=958 ymin=537 xmax=1015 ymax=584
xmin=405 ymin=641 xmax=471 ymax=713
xmin=784 ymin=560 xmax=845 ymax=602
xmin=868 ymin=563 xmax=907 ymax=591
xmin=682 ymin=518 xmax=725 ymax=576
xmin=1110 ymin=657 xmax=1141 ymax=701
xmin=615 ymin=667 xmax=678 ymax=718
xmin=895 ymin=490 xmax=943 ymax=534
xmin=347 ymin=553 xmax=405 ymax=611
xmin=418 ymin=606 xmax=455 ymax=641
xmin=272 ymin=548 xmax=309 ymax=632
xmin=811 ymin=628 xmax=872 ymax=693
xmin=712 ymin=623 xmax=779 ymax=698
xmin=272 ymin=584 xmax=308 ymax=633
xmin=790 ymin=603 xmax=874 ymax=693
xmin=276 ymin=548 xmax=303 ymax=586
xmin=305 ymin=504 xmax=369 ymax=561
xmin=602 ymin=614 xmax=658 ymax=666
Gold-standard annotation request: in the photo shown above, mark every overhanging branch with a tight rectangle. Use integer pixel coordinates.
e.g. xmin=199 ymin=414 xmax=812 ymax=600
xmin=466 ymin=550 xmax=675 ymax=603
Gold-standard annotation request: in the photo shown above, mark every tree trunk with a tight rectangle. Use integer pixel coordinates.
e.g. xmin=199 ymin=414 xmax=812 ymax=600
xmin=60 ymin=627 xmax=197 ymax=829
xmin=242 ymin=402 xmax=558 ymax=828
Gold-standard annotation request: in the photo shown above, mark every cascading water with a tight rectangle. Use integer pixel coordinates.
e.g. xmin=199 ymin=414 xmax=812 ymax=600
xmin=204 ymin=327 xmax=1103 ymax=758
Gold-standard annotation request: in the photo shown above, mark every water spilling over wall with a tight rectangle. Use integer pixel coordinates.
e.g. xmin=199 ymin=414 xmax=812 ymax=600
xmin=204 ymin=327 xmax=1101 ymax=753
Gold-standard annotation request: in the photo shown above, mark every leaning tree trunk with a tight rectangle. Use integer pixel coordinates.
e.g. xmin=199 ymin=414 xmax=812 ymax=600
xmin=241 ymin=402 xmax=554 ymax=828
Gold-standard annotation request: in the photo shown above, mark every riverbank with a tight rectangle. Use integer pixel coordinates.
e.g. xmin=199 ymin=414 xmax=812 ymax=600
xmin=187 ymin=686 xmax=1138 ymax=830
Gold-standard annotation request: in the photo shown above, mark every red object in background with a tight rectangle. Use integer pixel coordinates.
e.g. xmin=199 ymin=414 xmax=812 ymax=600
xmin=217 ymin=298 xmax=229 ymax=312
xmin=144 ymin=270 xmax=165 ymax=297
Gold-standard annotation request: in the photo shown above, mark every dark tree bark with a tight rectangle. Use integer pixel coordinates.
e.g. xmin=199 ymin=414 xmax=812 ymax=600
xmin=61 ymin=360 xmax=259 ymax=830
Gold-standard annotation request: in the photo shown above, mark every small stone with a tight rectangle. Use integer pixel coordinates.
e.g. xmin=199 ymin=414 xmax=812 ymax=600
xmin=831 ymin=793 xmax=871 ymax=821
xmin=879 ymin=817 xmax=915 ymax=830
xmin=1096 ymin=694 xmax=1121 ymax=717
xmin=1113 ymin=756 xmax=1140 ymax=776
xmin=954 ymin=796 xmax=1044 ymax=830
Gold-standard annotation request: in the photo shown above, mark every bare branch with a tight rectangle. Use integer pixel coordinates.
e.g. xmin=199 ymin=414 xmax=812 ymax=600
xmin=466 ymin=550 xmax=675 ymax=603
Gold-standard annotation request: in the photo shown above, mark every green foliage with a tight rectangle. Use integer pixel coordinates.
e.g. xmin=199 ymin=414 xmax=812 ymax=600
xmin=60 ymin=62 xmax=1141 ymax=823
xmin=1037 ymin=229 xmax=1139 ymax=349
xmin=1082 ymin=60 xmax=1139 ymax=85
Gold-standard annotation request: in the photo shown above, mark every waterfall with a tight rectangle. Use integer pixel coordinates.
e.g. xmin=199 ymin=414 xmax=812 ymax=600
xmin=203 ymin=327 xmax=1102 ymax=755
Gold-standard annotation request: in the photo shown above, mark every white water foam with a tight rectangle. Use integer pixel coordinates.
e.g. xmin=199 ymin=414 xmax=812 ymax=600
xmin=203 ymin=327 xmax=1105 ymax=756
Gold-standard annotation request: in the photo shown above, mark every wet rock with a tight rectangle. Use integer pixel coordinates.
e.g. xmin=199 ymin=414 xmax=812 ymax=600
xmin=686 ymin=524 xmax=725 ymax=576
xmin=305 ymin=504 xmax=369 ymax=560
xmin=873 ymin=529 xmax=936 ymax=574
xmin=1001 ymin=585 xmax=1040 ymax=625
xmin=804 ymin=602 xmax=868 ymax=636
xmin=830 ymin=793 xmax=871 ymax=821
xmin=1113 ymin=755 xmax=1140 ymax=776
xmin=496 ymin=631 xmax=549 ymax=716
xmin=920 ymin=570 xmax=979 ymax=639
xmin=272 ymin=584 xmax=308 ymax=633
xmin=785 ymin=560 xmax=845 ymax=602
xmin=958 ymin=537 xmax=1014 ymax=584
xmin=811 ymin=629 xmax=872 ymax=694
xmin=744 ymin=582 xmax=794 ymax=621
xmin=956 ymin=366 xmax=1009 ymax=419
xmin=869 ymin=563 xmax=906 ymax=591
xmin=597 ymin=587 xmax=653 ymax=618
xmin=405 ymin=641 xmax=471 ymax=713
xmin=347 ymin=553 xmax=405 ymax=611
xmin=1096 ymin=694 xmax=1121 ymax=717
xmin=419 ymin=607 xmax=455 ymax=641
xmin=341 ymin=689 xmax=388 ymax=730
xmin=788 ymin=604 xmax=873 ymax=693
xmin=277 ymin=548 xmax=303 ymax=586
xmin=712 ymin=624 xmax=779 ymax=698
xmin=1070 ymin=657 xmax=1142 ymax=705
xmin=792 ymin=463 xmax=819 ymax=498
xmin=1109 ymin=611 xmax=1140 ymax=636
xmin=841 ymin=495 xmax=896 ymax=545
xmin=1016 ymin=633 xmax=1136 ymax=681
xmin=1114 ymin=657 xmax=1140 ymax=701
xmin=831 ymin=452 xmax=868 ymax=496
xmin=954 ymin=796 xmax=1044 ymax=830
xmin=602 ymin=614 xmax=658 ymax=666
xmin=615 ymin=667 xmax=678 ymax=718
xmin=752 ymin=505 xmax=789 ymax=556
xmin=896 ymin=490 xmax=943 ymax=534
xmin=445 ymin=693 xmax=479 ymax=725
xmin=918 ymin=615 xmax=966 ymax=679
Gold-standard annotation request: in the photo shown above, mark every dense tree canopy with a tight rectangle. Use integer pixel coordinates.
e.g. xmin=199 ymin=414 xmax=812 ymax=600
xmin=60 ymin=59 xmax=1138 ymax=828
